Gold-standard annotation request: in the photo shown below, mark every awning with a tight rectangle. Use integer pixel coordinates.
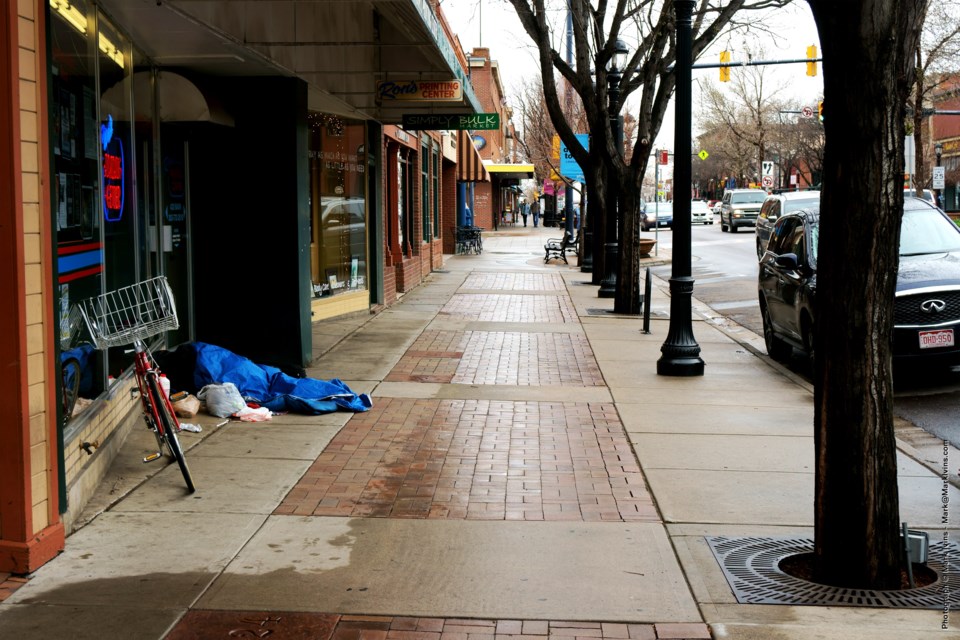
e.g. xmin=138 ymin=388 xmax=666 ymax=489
xmin=457 ymin=130 xmax=490 ymax=182
xmin=484 ymin=163 xmax=535 ymax=181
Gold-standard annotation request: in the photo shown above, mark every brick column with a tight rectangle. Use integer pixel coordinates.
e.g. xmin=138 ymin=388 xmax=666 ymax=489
xmin=0 ymin=0 xmax=64 ymax=574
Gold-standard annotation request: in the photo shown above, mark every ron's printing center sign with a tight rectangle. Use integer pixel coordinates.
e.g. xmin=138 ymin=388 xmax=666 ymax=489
xmin=377 ymin=80 xmax=462 ymax=102
xmin=402 ymin=113 xmax=500 ymax=130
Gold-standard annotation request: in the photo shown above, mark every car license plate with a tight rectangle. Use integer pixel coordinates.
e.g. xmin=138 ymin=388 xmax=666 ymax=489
xmin=918 ymin=328 xmax=954 ymax=349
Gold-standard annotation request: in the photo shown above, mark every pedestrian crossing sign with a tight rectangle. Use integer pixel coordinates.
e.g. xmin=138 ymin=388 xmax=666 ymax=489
xmin=698 ymin=150 xmax=709 ymax=160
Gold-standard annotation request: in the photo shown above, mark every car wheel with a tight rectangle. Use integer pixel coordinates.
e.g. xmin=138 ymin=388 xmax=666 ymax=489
xmin=730 ymin=223 xmax=738 ymax=234
xmin=756 ymin=241 xmax=764 ymax=260
xmin=720 ymin=220 xmax=728 ymax=232
xmin=762 ymin=302 xmax=792 ymax=362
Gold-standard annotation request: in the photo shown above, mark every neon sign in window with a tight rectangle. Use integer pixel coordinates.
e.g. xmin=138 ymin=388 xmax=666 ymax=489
xmin=100 ymin=114 xmax=124 ymax=222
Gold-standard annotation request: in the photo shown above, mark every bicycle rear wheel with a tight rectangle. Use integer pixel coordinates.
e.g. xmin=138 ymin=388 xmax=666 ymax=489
xmin=146 ymin=374 xmax=196 ymax=493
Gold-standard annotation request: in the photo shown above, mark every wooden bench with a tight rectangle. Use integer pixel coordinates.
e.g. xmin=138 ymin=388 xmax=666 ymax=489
xmin=544 ymin=230 xmax=578 ymax=264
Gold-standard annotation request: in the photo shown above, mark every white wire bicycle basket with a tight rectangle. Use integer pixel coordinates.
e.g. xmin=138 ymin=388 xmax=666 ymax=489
xmin=78 ymin=276 xmax=180 ymax=349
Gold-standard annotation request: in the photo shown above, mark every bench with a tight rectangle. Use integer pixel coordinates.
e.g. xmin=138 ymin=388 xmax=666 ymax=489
xmin=544 ymin=230 xmax=578 ymax=264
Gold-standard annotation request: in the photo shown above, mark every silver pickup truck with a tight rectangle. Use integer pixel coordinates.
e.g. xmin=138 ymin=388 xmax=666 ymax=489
xmin=720 ymin=189 xmax=768 ymax=233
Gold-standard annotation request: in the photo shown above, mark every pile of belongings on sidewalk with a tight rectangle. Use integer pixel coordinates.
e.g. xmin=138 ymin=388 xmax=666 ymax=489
xmin=155 ymin=342 xmax=372 ymax=421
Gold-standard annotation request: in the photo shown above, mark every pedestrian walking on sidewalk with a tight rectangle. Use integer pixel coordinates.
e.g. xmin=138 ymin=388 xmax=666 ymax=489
xmin=521 ymin=202 xmax=529 ymax=227
xmin=531 ymin=199 xmax=540 ymax=227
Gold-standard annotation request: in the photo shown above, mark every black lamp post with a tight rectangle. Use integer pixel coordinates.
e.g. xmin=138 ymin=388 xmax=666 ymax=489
xmin=935 ymin=142 xmax=943 ymax=209
xmin=598 ymin=39 xmax=629 ymax=299
xmin=657 ymin=0 xmax=704 ymax=376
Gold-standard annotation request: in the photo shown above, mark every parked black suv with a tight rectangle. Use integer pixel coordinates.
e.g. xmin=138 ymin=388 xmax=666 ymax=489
xmin=758 ymin=197 xmax=960 ymax=369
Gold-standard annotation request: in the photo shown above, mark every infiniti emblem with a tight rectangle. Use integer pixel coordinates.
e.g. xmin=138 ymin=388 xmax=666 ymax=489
xmin=920 ymin=299 xmax=946 ymax=314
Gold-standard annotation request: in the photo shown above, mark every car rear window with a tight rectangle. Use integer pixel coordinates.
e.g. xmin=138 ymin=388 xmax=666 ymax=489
xmin=783 ymin=197 xmax=820 ymax=213
xmin=731 ymin=192 xmax=767 ymax=204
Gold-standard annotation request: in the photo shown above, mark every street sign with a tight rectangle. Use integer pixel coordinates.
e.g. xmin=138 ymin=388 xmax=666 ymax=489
xmin=762 ymin=161 xmax=774 ymax=177
xmin=933 ymin=166 xmax=946 ymax=190
xmin=761 ymin=175 xmax=774 ymax=188
xmin=659 ymin=149 xmax=669 ymax=165
xmin=698 ymin=150 xmax=709 ymax=160
xmin=801 ymin=105 xmax=814 ymax=118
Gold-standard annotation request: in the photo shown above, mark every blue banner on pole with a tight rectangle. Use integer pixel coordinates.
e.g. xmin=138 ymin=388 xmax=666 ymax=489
xmin=559 ymin=134 xmax=589 ymax=183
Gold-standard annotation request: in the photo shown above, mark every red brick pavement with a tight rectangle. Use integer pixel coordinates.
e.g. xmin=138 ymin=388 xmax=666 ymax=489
xmin=275 ymin=398 xmax=658 ymax=522
xmin=440 ymin=294 xmax=578 ymax=323
xmin=461 ymin=272 xmax=566 ymax=291
xmin=165 ymin=611 xmax=712 ymax=640
xmin=385 ymin=331 xmax=604 ymax=386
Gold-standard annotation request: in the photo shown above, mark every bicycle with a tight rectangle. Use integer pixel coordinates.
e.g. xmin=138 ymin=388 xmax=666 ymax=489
xmin=77 ymin=276 xmax=195 ymax=492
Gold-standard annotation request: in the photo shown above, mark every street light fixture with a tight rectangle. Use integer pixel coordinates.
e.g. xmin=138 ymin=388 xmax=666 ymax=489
xmin=658 ymin=0 xmax=704 ymax=376
xmin=598 ymin=38 xmax=630 ymax=298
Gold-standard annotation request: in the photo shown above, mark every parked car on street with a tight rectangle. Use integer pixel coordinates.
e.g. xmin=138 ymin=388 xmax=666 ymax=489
xmin=642 ymin=201 xmax=673 ymax=231
xmin=720 ymin=188 xmax=767 ymax=233
xmin=758 ymin=197 xmax=960 ymax=370
xmin=691 ymin=200 xmax=714 ymax=224
xmin=755 ymin=190 xmax=821 ymax=258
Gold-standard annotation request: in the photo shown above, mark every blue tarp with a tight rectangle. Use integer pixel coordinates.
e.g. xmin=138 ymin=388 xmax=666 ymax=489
xmin=190 ymin=342 xmax=372 ymax=415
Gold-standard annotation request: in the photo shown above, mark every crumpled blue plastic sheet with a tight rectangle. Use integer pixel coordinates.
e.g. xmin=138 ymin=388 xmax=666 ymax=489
xmin=190 ymin=342 xmax=372 ymax=415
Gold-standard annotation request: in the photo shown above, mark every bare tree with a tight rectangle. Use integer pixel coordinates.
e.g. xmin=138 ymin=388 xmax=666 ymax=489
xmin=910 ymin=2 xmax=960 ymax=197
xmin=699 ymin=50 xmax=790 ymax=191
xmin=808 ymin=0 xmax=927 ymax=589
xmin=506 ymin=0 xmax=792 ymax=314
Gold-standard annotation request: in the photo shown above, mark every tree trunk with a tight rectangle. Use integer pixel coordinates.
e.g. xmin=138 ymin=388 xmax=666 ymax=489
xmin=912 ymin=53 xmax=926 ymax=196
xmin=808 ymin=0 xmax=925 ymax=589
xmin=615 ymin=185 xmax=642 ymax=314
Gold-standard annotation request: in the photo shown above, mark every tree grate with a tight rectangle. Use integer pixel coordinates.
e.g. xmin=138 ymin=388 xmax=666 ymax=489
xmin=706 ymin=535 xmax=960 ymax=609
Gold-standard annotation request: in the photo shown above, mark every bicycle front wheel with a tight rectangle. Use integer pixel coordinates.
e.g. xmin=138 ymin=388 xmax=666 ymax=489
xmin=146 ymin=374 xmax=196 ymax=493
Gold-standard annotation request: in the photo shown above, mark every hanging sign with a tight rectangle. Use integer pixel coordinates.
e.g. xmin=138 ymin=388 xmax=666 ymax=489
xmin=559 ymin=134 xmax=589 ymax=183
xmin=377 ymin=80 xmax=462 ymax=102
xmin=402 ymin=113 xmax=499 ymax=130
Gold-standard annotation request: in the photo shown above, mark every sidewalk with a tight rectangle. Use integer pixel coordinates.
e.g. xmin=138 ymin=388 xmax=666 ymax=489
xmin=1 ymin=225 xmax=957 ymax=639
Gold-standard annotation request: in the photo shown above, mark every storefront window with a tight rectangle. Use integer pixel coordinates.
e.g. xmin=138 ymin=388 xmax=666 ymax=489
xmin=308 ymin=113 xmax=367 ymax=297
xmin=51 ymin=1 xmax=144 ymax=433
xmin=421 ymin=141 xmax=430 ymax=241
xmin=432 ymin=145 xmax=440 ymax=238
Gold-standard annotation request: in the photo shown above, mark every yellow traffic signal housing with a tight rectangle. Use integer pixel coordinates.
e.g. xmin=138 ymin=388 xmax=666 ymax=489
xmin=720 ymin=50 xmax=731 ymax=82
xmin=806 ymin=45 xmax=818 ymax=77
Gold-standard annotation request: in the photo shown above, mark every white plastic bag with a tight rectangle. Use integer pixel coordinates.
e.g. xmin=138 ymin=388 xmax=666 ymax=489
xmin=197 ymin=382 xmax=247 ymax=417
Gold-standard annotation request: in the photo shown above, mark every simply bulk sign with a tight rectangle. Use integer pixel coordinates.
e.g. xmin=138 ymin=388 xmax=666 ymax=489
xmin=377 ymin=80 xmax=462 ymax=102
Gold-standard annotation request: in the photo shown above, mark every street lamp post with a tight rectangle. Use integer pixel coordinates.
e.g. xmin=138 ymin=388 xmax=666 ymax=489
xmin=935 ymin=142 xmax=943 ymax=209
xmin=598 ymin=39 xmax=629 ymax=299
xmin=658 ymin=0 xmax=704 ymax=376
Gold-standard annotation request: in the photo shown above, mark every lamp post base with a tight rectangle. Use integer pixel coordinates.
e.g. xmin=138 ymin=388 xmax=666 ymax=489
xmin=657 ymin=276 xmax=704 ymax=376
xmin=598 ymin=242 xmax=618 ymax=298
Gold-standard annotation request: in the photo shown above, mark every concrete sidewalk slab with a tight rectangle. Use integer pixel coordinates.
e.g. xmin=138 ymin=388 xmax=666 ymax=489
xmin=5 ymin=511 xmax=265 ymax=607
xmin=618 ymin=403 xmax=813 ymax=436
xmin=198 ymin=517 xmax=701 ymax=623
xmin=111 ymin=456 xmax=312 ymax=515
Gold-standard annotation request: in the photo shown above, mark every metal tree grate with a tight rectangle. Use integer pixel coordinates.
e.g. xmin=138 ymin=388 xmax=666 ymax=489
xmin=706 ymin=535 xmax=960 ymax=609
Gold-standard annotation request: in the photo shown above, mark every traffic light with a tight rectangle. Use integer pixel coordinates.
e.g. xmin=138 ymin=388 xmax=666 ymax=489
xmin=720 ymin=50 xmax=731 ymax=82
xmin=806 ymin=45 xmax=817 ymax=77
xmin=818 ymin=100 xmax=824 ymax=122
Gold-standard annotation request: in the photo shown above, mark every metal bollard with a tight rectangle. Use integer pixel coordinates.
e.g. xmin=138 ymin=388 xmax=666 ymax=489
xmin=642 ymin=267 xmax=652 ymax=334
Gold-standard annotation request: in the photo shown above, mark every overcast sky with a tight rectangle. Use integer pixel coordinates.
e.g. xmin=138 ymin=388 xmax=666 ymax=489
xmin=440 ymin=1 xmax=824 ymax=153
